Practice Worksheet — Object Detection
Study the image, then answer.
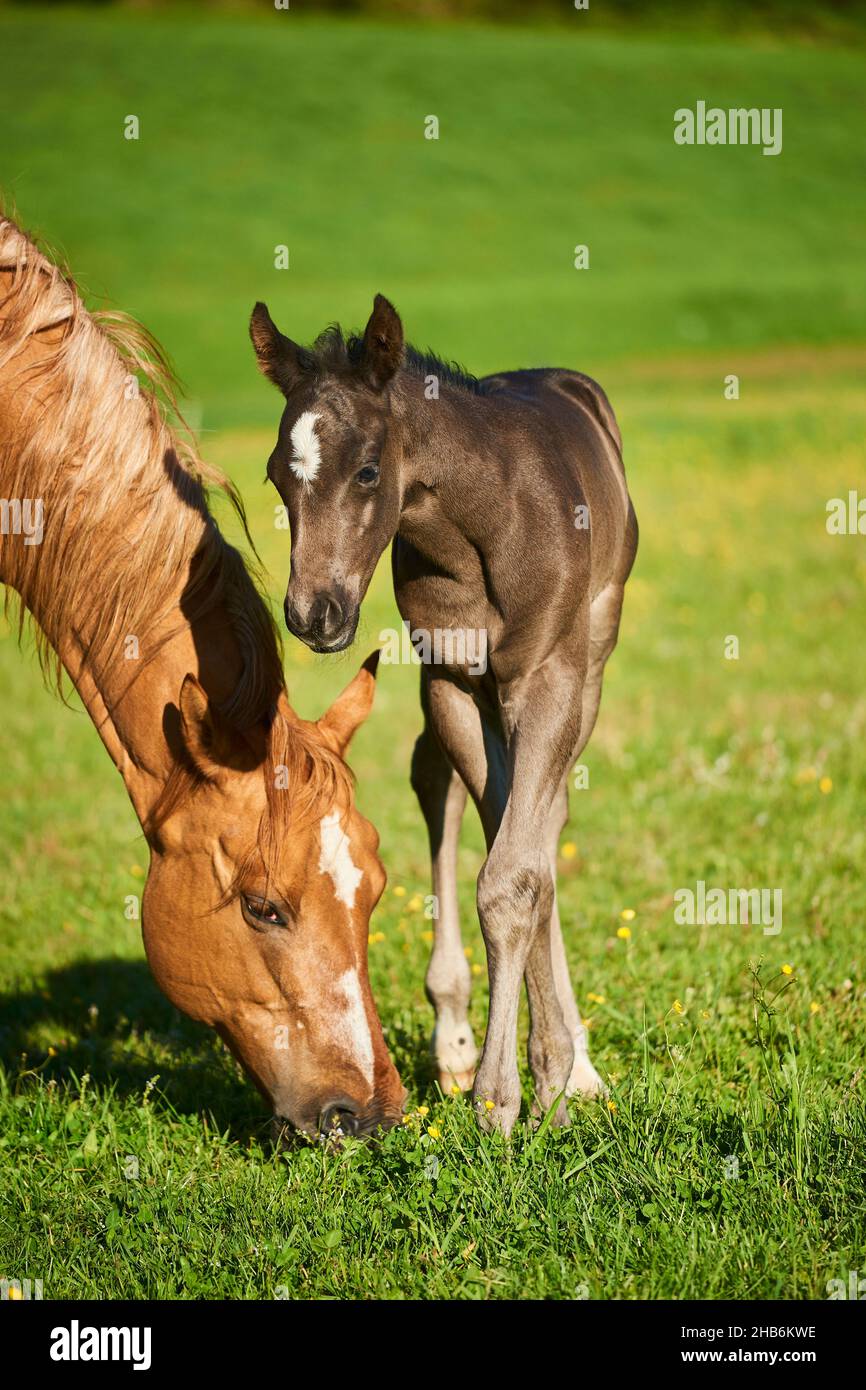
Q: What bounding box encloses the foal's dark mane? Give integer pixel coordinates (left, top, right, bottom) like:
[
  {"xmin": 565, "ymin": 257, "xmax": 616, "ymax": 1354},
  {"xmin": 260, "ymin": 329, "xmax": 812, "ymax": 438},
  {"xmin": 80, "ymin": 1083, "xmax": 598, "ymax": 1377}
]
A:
[
  {"xmin": 308, "ymin": 323, "xmax": 491, "ymax": 396},
  {"xmin": 404, "ymin": 344, "xmax": 490, "ymax": 396}
]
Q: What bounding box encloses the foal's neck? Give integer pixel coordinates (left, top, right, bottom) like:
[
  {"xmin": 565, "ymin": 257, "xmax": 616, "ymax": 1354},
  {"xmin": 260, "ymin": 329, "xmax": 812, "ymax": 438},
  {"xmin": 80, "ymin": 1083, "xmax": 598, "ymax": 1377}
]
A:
[{"xmin": 391, "ymin": 372, "xmax": 493, "ymax": 555}]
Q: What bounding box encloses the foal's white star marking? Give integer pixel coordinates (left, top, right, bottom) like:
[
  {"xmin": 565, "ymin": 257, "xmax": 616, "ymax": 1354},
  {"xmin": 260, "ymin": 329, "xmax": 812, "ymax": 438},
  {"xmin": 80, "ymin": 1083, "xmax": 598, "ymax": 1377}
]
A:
[
  {"xmin": 319, "ymin": 810, "xmax": 363, "ymax": 910},
  {"xmin": 289, "ymin": 410, "xmax": 321, "ymax": 484}
]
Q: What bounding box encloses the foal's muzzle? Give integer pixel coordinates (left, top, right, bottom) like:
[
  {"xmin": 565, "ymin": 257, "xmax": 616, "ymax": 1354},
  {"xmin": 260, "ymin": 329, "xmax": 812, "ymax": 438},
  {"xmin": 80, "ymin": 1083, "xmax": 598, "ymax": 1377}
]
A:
[{"xmin": 284, "ymin": 589, "xmax": 358, "ymax": 653}]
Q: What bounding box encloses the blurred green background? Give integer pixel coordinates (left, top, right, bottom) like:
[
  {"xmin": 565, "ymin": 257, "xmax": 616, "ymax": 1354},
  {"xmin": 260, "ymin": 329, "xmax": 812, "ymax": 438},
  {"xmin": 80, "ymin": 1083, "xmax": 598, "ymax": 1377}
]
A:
[
  {"xmin": 1, "ymin": 3, "xmax": 864, "ymax": 431},
  {"xmin": 1, "ymin": 3, "xmax": 864, "ymax": 1300}
]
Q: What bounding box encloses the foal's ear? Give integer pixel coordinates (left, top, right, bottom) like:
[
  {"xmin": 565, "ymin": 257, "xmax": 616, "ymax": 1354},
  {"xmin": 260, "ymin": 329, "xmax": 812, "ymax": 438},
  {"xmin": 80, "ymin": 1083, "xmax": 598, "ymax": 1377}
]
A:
[
  {"xmin": 249, "ymin": 302, "xmax": 306, "ymax": 395},
  {"xmin": 178, "ymin": 674, "xmax": 261, "ymax": 779},
  {"xmin": 360, "ymin": 294, "xmax": 404, "ymax": 391},
  {"xmin": 316, "ymin": 652, "xmax": 379, "ymax": 758}
]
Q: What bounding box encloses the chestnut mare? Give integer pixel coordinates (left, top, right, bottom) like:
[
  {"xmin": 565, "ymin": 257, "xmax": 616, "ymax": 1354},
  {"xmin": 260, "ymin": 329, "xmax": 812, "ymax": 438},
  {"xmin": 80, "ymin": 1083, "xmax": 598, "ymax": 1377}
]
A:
[
  {"xmin": 251, "ymin": 295, "xmax": 638, "ymax": 1136},
  {"xmin": 0, "ymin": 217, "xmax": 405, "ymax": 1141}
]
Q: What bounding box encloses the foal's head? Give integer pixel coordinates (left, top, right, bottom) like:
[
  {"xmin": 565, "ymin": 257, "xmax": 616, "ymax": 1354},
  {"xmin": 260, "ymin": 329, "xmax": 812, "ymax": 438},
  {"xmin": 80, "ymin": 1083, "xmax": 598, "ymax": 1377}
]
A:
[
  {"xmin": 250, "ymin": 296, "xmax": 406, "ymax": 653},
  {"xmin": 144, "ymin": 658, "xmax": 405, "ymax": 1141}
]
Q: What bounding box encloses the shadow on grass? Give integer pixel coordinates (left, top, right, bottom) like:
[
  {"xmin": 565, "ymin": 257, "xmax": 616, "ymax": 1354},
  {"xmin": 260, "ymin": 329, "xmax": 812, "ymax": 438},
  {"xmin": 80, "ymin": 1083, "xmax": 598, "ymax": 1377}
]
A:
[
  {"xmin": 0, "ymin": 958, "xmax": 442, "ymax": 1141},
  {"xmin": 0, "ymin": 958, "xmax": 268, "ymax": 1144}
]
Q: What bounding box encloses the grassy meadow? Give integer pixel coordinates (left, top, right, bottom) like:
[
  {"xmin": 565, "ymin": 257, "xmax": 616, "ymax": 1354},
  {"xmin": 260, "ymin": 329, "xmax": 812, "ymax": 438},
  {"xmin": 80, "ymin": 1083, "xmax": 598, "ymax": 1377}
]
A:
[{"xmin": 0, "ymin": 7, "xmax": 864, "ymax": 1300}]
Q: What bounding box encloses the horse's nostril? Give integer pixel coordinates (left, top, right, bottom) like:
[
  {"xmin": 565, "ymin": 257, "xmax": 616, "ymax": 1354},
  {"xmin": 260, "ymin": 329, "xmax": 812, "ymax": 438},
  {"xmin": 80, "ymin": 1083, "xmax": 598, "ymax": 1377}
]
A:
[
  {"xmin": 320, "ymin": 1102, "xmax": 359, "ymax": 1137},
  {"xmin": 310, "ymin": 595, "xmax": 343, "ymax": 640}
]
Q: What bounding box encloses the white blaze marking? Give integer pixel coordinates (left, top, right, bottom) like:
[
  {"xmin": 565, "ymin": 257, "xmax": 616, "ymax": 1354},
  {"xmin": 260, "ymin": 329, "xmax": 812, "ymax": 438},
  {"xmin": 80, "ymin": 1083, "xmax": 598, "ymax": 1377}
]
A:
[
  {"xmin": 334, "ymin": 968, "xmax": 374, "ymax": 1085},
  {"xmin": 289, "ymin": 410, "xmax": 321, "ymax": 483},
  {"xmin": 319, "ymin": 810, "xmax": 363, "ymax": 909}
]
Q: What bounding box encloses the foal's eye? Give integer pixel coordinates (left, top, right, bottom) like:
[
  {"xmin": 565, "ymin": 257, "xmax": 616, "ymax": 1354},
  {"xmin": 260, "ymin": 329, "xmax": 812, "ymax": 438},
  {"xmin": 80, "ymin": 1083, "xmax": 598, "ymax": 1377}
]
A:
[
  {"xmin": 355, "ymin": 462, "xmax": 380, "ymax": 488},
  {"xmin": 241, "ymin": 895, "xmax": 288, "ymax": 929}
]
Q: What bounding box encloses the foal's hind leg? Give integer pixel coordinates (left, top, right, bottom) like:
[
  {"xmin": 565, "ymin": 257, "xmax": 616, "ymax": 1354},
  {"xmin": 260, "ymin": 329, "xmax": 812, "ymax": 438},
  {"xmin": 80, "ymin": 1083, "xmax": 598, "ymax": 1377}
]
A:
[
  {"xmin": 545, "ymin": 780, "xmax": 605, "ymax": 1098},
  {"xmin": 546, "ymin": 579, "xmax": 628, "ymax": 1097},
  {"xmin": 410, "ymin": 723, "xmax": 478, "ymax": 1091}
]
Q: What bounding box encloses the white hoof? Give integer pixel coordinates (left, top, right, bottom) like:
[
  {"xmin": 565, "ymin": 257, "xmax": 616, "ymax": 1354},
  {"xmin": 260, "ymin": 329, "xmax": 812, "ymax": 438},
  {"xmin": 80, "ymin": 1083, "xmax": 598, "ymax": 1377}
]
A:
[
  {"xmin": 439, "ymin": 1066, "xmax": 475, "ymax": 1093},
  {"xmin": 432, "ymin": 1019, "xmax": 478, "ymax": 1094},
  {"xmin": 566, "ymin": 1053, "xmax": 607, "ymax": 1099}
]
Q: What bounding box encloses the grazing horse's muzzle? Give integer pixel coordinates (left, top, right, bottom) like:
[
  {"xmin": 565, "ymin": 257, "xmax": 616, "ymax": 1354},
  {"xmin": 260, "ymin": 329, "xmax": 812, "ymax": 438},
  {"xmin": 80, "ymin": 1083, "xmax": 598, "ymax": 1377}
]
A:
[
  {"xmin": 271, "ymin": 1097, "xmax": 403, "ymax": 1147},
  {"xmin": 320, "ymin": 1100, "xmax": 361, "ymax": 1137},
  {"xmin": 284, "ymin": 589, "xmax": 358, "ymax": 653}
]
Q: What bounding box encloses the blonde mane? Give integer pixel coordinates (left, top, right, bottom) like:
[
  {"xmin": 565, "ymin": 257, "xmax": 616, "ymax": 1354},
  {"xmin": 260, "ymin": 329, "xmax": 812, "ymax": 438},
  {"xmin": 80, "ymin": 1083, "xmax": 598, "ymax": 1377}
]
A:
[{"xmin": 0, "ymin": 212, "xmax": 352, "ymax": 838}]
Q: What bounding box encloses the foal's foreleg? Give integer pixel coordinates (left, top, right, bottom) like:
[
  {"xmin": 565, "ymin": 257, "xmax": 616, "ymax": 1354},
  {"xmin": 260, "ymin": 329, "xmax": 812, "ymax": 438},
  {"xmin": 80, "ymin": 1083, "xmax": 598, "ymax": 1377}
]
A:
[
  {"xmin": 410, "ymin": 725, "xmax": 478, "ymax": 1091},
  {"xmin": 422, "ymin": 676, "xmax": 524, "ymax": 1127},
  {"xmin": 475, "ymin": 796, "xmax": 574, "ymax": 1134},
  {"xmin": 473, "ymin": 671, "xmax": 583, "ymax": 1135}
]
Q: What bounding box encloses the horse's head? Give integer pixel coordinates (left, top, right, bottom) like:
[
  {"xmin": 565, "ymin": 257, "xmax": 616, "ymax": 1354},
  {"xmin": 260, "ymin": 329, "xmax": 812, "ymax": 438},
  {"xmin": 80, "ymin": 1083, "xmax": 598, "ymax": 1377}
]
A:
[
  {"xmin": 249, "ymin": 296, "xmax": 404, "ymax": 653},
  {"xmin": 142, "ymin": 657, "xmax": 405, "ymax": 1140}
]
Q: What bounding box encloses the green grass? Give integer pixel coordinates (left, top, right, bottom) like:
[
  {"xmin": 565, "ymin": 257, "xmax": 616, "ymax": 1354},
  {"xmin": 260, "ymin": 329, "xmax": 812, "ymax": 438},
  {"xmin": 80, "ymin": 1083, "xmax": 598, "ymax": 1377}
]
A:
[{"xmin": 1, "ymin": 10, "xmax": 865, "ymax": 1300}]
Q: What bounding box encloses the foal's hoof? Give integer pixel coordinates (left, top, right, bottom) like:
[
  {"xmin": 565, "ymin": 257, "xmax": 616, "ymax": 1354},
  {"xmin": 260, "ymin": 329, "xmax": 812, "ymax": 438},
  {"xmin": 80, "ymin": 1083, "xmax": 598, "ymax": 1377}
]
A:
[
  {"xmin": 431, "ymin": 1021, "xmax": 478, "ymax": 1096},
  {"xmin": 472, "ymin": 1089, "xmax": 520, "ymax": 1137},
  {"xmin": 566, "ymin": 1056, "xmax": 608, "ymax": 1100},
  {"xmin": 530, "ymin": 1093, "xmax": 571, "ymax": 1128},
  {"xmin": 439, "ymin": 1066, "xmax": 475, "ymax": 1094}
]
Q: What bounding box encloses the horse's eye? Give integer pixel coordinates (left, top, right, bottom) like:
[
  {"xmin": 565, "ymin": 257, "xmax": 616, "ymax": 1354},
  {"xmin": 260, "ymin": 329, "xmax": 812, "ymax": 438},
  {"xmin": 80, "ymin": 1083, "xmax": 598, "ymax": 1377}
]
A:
[
  {"xmin": 355, "ymin": 462, "xmax": 380, "ymax": 487},
  {"xmin": 241, "ymin": 895, "xmax": 288, "ymax": 929}
]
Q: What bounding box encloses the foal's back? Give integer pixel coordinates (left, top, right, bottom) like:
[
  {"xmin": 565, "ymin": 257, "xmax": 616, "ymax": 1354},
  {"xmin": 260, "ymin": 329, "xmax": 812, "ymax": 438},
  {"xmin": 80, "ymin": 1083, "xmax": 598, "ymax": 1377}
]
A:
[{"xmin": 478, "ymin": 366, "xmax": 635, "ymax": 601}]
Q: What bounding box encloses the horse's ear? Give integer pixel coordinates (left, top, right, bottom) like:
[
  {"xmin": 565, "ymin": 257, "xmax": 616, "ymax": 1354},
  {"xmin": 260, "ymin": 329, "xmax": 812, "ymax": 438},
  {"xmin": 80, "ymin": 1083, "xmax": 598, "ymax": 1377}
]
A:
[
  {"xmin": 316, "ymin": 652, "xmax": 379, "ymax": 757},
  {"xmin": 178, "ymin": 674, "xmax": 261, "ymax": 779},
  {"xmin": 360, "ymin": 294, "xmax": 404, "ymax": 391},
  {"xmin": 249, "ymin": 302, "xmax": 306, "ymax": 395}
]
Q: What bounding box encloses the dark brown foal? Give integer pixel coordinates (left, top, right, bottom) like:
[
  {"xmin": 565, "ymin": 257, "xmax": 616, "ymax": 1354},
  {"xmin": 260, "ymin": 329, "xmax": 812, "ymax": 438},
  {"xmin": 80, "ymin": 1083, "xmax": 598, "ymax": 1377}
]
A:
[{"xmin": 250, "ymin": 295, "xmax": 638, "ymax": 1134}]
